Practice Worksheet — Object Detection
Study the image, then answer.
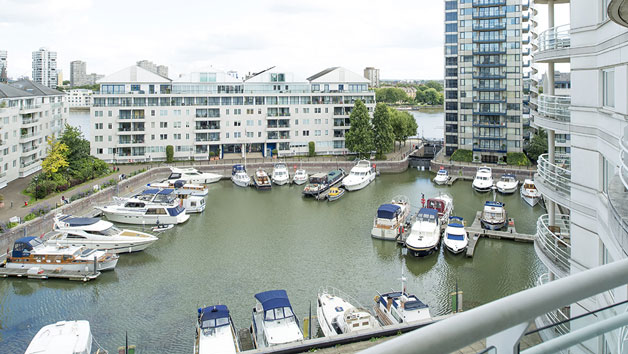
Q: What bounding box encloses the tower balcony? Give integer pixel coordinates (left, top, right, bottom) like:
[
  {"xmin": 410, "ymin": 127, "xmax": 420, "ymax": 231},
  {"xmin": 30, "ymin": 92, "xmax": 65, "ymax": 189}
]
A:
[
  {"xmin": 535, "ymin": 153, "xmax": 571, "ymax": 206},
  {"xmin": 535, "ymin": 214, "xmax": 571, "ymax": 279},
  {"xmin": 533, "ymin": 94, "xmax": 571, "ymax": 132},
  {"xmin": 535, "ymin": 25, "xmax": 571, "ymax": 63}
]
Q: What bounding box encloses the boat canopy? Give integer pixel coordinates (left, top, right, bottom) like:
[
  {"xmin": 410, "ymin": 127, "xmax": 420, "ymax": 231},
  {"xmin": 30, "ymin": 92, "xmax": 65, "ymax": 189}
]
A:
[
  {"xmin": 141, "ymin": 188, "xmax": 160, "ymax": 195},
  {"xmin": 157, "ymin": 189, "xmax": 174, "ymax": 195},
  {"xmin": 199, "ymin": 305, "xmax": 230, "ymax": 329},
  {"xmin": 417, "ymin": 208, "xmax": 439, "ymax": 221},
  {"xmin": 485, "ymin": 201, "xmax": 504, "ymax": 208},
  {"xmin": 502, "ymin": 174, "xmax": 516, "ymax": 179},
  {"xmin": 448, "ymin": 216, "xmax": 464, "ymax": 228},
  {"xmin": 62, "ymin": 217, "xmax": 100, "ymax": 227},
  {"xmin": 12, "ymin": 237, "xmax": 42, "ymax": 257},
  {"xmin": 437, "ymin": 169, "xmax": 448, "ymax": 174},
  {"xmin": 173, "ymin": 180, "xmax": 186, "ymax": 188},
  {"xmin": 447, "ymin": 233, "xmax": 465, "ymax": 241},
  {"xmin": 404, "ymin": 299, "xmax": 429, "ymax": 310},
  {"xmin": 167, "ymin": 205, "xmax": 185, "ymax": 216},
  {"xmin": 426, "ymin": 199, "xmax": 445, "ymax": 213},
  {"xmin": 377, "ymin": 204, "xmax": 401, "ymax": 219},
  {"xmin": 255, "ymin": 290, "xmax": 291, "ymax": 311},
  {"xmin": 232, "ymin": 164, "xmax": 245, "ymax": 174}
]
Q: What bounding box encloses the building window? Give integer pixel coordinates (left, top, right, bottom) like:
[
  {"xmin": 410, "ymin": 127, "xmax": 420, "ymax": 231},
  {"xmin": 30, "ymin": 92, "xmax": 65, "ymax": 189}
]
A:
[{"xmin": 603, "ymin": 68, "xmax": 615, "ymax": 107}]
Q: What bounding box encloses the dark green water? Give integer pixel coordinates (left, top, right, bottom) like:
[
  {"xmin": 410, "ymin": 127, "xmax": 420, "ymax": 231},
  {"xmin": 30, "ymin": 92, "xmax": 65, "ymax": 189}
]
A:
[{"xmin": 0, "ymin": 170, "xmax": 545, "ymax": 353}]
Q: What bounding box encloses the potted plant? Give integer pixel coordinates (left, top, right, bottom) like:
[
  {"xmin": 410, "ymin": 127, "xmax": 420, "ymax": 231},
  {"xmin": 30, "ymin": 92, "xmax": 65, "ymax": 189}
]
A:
[
  {"xmin": 209, "ymin": 151, "xmax": 216, "ymax": 160},
  {"xmin": 272, "ymin": 149, "xmax": 278, "ymax": 158}
]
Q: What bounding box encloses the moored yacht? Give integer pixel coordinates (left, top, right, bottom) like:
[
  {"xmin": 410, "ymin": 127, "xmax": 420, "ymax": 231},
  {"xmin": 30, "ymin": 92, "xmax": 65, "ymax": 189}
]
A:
[
  {"xmin": 472, "ymin": 166, "xmax": 493, "ymax": 193},
  {"xmin": 443, "ymin": 216, "xmax": 468, "ymax": 255},
  {"xmin": 292, "ymin": 169, "xmax": 308, "ymax": 185},
  {"xmin": 271, "ymin": 163, "xmax": 290, "ymax": 185},
  {"xmin": 342, "ymin": 160, "xmax": 376, "ymax": 191},
  {"xmin": 252, "ymin": 168, "xmax": 272, "ymax": 190},
  {"xmin": 520, "ymin": 179, "xmax": 542, "ymax": 207},
  {"xmin": 496, "ymin": 174, "xmax": 519, "ymax": 194},
  {"xmin": 433, "ymin": 168, "xmax": 450, "ymax": 185},
  {"xmin": 4, "ymin": 237, "xmax": 119, "ymax": 272},
  {"xmin": 374, "ymin": 265, "xmax": 431, "ymax": 325},
  {"xmin": 480, "ymin": 201, "xmax": 507, "ymax": 230},
  {"xmin": 231, "ymin": 164, "xmax": 251, "ymax": 188},
  {"xmin": 371, "ymin": 196, "xmax": 411, "ymax": 240},
  {"xmin": 195, "ymin": 305, "xmax": 240, "ymax": 354},
  {"xmin": 166, "ymin": 167, "xmax": 222, "ymax": 184},
  {"xmin": 147, "ymin": 180, "xmax": 208, "ymax": 197},
  {"xmin": 317, "ymin": 287, "xmax": 380, "ymax": 337},
  {"xmin": 50, "ymin": 214, "xmax": 158, "ymax": 253},
  {"xmin": 25, "ymin": 320, "xmax": 92, "ymax": 354},
  {"xmin": 302, "ymin": 169, "xmax": 345, "ymax": 197},
  {"xmin": 426, "ymin": 194, "xmax": 453, "ymax": 224},
  {"xmin": 405, "ymin": 208, "xmax": 441, "ymax": 257},
  {"xmin": 173, "ymin": 190, "xmax": 206, "ymax": 213},
  {"xmin": 251, "ymin": 290, "xmax": 303, "ymax": 349},
  {"xmin": 96, "ymin": 191, "xmax": 189, "ymax": 225}
]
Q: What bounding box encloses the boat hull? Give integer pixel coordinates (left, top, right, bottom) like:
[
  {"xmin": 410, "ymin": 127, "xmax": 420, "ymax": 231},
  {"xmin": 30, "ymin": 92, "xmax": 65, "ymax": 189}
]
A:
[
  {"xmin": 100, "ymin": 211, "xmax": 189, "ymax": 225},
  {"xmin": 406, "ymin": 244, "xmax": 439, "ymax": 257},
  {"xmin": 371, "ymin": 226, "xmax": 402, "ymax": 240},
  {"xmin": 444, "ymin": 241, "xmax": 467, "ymax": 255},
  {"xmin": 433, "ymin": 177, "xmax": 449, "ymax": 185},
  {"xmin": 481, "ymin": 219, "xmax": 506, "ymax": 230},
  {"xmin": 5, "ymin": 257, "xmax": 118, "ymax": 272},
  {"xmin": 272, "ymin": 177, "xmax": 289, "ymax": 186},
  {"xmin": 497, "ymin": 185, "xmax": 518, "ymax": 194},
  {"xmin": 292, "ymin": 178, "xmax": 307, "ymax": 185},
  {"xmin": 522, "ymin": 195, "xmax": 540, "ymax": 207},
  {"xmin": 327, "ymin": 191, "xmax": 344, "ymax": 201},
  {"xmin": 49, "ymin": 239, "xmax": 157, "ymax": 254},
  {"xmin": 232, "ymin": 177, "xmax": 250, "ymax": 188},
  {"xmin": 342, "ymin": 174, "xmax": 375, "ymax": 191},
  {"xmin": 472, "ymin": 183, "xmax": 492, "ymax": 193}
]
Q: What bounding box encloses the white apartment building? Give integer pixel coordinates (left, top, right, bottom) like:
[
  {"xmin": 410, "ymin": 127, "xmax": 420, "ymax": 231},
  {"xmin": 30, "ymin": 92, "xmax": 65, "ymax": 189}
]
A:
[
  {"xmin": 70, "ymin": 60, "xmax": 87, "ymax": 87},
  {"xmin": 364, "ymin": 67, "xmax": 380, "ymax": 87},
  {"xmin": 532, "ymin": 0, "xmax": 628, "ymax": 352},
  {"xmin": 66, "ymin": 89, "xmax": 93, "ymax": 108},
  {"xmin": 90, "ymin": 66, "xmax": 375, "ymax": 162},
  {"xmin": 444, "ymin": 0, "xmax": 533, "ymax": 163},
  {"xmin": 32, "ymin": 48, "xmax": 58, "ymax": 89},
  {"xmin": 0, "ymin": 50, "xmax": 6, "ymax": 72},
  {"xmin": 0, "ymin": 80, "xmax": 67, "ymax": 188}
]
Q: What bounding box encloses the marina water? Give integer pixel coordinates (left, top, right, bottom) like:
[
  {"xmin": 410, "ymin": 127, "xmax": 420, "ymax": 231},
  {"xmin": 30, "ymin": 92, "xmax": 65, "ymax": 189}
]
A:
[{"xmin": 0, "ymin": 169, "xmax": 544, "ymax": 352}]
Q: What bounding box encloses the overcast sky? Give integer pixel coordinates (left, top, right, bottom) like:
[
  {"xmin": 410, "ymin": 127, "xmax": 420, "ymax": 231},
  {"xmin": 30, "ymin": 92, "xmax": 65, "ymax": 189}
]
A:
[{"xmin": 0, "ymin": 0, "xmax": 570, "ymax": 81}]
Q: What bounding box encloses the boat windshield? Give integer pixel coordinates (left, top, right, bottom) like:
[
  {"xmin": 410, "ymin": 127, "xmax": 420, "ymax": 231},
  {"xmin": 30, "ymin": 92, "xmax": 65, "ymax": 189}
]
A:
[
  {"xmin": 418, "ymin": 212, "xmax": 437, "ymax": 222},
  {"xmin": 264, "ymin": 306, "xmax": 294, "ymax": 321},
  {"xmin": 94, "ymin": 226, "xmax": 121, "ymax": 236},
  {"xmin": 201, "ymin": 317, "xmax": 229, "ymax": 329},
  {"xmin": 447, "ymin": 233, "xmax": 465, "ymax": 241},
  {"xmin": 485, "ymin": 212, "xmax": 502, "ymax": 220},
  {"xmin": 80, "ymin": 248, "xmax": 96, "ymax": 257}
]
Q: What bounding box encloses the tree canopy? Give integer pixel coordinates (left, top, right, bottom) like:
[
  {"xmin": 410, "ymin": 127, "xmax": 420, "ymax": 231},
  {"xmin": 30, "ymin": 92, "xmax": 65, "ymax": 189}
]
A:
[
  {"xmin": 372, "ymin": 103, "xmax": 395, "ymax": 158},
  {"xmin": 375, "ymin": 88, "xmax": 409, "ymax": 104},
  {"xmin": 526, "ymin": 128, "xmax": 548, "ymax": 162},
  {"xmin": 345, "ymin": 100, "xmax": 375, "ymax": 159},
  {"xmin": 390, "ymin": 110, "xmax": 418, "ymax": 148},
  {"xmin": 41, "ymin": 138, "xmax": 69, "ymax": 175}
]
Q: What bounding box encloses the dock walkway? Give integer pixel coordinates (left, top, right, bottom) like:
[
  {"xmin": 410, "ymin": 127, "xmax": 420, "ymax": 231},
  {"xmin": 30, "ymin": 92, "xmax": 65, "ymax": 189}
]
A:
[
  {"xmin": 466, "ymin": 211, "xmax": 535, "ymax": 257},
  {"xmin": 0, "ymin": 254, "xmax": 101, "ymax": 281}
]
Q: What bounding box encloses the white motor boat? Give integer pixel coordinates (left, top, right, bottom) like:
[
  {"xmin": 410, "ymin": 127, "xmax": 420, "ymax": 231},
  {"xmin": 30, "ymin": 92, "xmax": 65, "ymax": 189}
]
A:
[
  {"xmin": 443, "ymin": 216, "xmax": 468, "ymax": 254},
  {"xmin": 342, "ymin": 160, "xmax": 376, "ymax": 191},
  {"xmin": 426, "ymin": 194, "xmax": 454, "ymax": 224},
  {"xmin": 317, "ymin": 287, "xmax": 380, "ymax": 337},
  {"xmin": 251, "ymin": 290, "xmax": 303, "ymax": 349},
  {"xmin": 433, "ymin": 168, "xmax": 450, "ymax": 185},
  {"xmin": 231, "ymin": 164, "xmax": 251, "ymax": 188},
  {"xmin": 252, "ymin": 168, "xmax": 272, "ymax": 190},
  {"xmin": 96, "ymin": 190, "xmax": 189, "ymax": 225},
  {"xmin": 405, "ymin": 208, "xmax": 441, "ymax": 257},
  {"xmin": 172, "ymin": 189, "xmax": 206, "ymax": 213},
  {"xmin": 271, "ymin": 163, "xmax": 290, "ymax": 185},
  {"xmin": 147, "ymin": 180, "xmax": 208, "ymax": 197},
  {"xmin": 166, "ymin": 167, "xmax": 222, "ymax": 184},
  {"xmin": 374, "ymin": 265, "xmax": 431, "ymax": 326},
  {"xmin": 496, "ymin": 174, "xmax": 519, "ymax": 194},
  {"xmin": 25, "ymin": 320, "xmax": 92, "ymax": 354},
  {"xmin": 472, "ymin": 166, "xmax": 493, "ymax": 193},
  {"xmin": 520, "ymin": 179, "xmax": 542, "ymax": 207},
  {"xmin": 480, "ymin": 201, "xmax": 508, "ymax": 230},
  {"xmin": 49, "ymin": 214, "xmax": 158, "ymax": 254},
  {"xmin": 292, "ymin": 169, "xmax": 308, "ymax": 185},
  {"xmin": 4, "ymin": 237, "xmax": 119, "ymax": 272},
  {"xmin": 371, "ymin": 196, "xmax": 411, "ymax": 240},
  {"xmin": 195, "ymin": 305, "xmax": 239, "ymax": 354}
]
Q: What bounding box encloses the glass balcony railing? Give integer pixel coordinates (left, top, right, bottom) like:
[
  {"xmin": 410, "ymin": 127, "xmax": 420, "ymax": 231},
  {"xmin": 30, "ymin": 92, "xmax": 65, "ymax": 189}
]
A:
[
  {"xmin": 535, "ymin": 273, "xmax": 571, "ymax": 337},
  {"xmin": 538, "ymin": 25, "xmax": 571, "ymax": 53},
  {"xmin": 536, "ymin": 94, "xmax": 571, "ymax": 123},
  {"xmin": 621, "ymin": 125, "xmax": 628, "ymax": 190},
  {"xmin": 472, "ymin": 0, "xmax": 506, "ymax": 6},
  {"xmin": 537, "ymin": 153, "xmax": 571, "ymax": 199},
  {"xmin": 536, "ymin": 214, "xmax": 571, "ymax": 278}
]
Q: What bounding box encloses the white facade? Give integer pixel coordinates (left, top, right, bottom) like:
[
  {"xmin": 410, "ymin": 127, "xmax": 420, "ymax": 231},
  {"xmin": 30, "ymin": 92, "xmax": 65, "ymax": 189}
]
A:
[
  {"xmin": 90, "ymin": 66, "xmax": 374, "ymax": 162},
  {"xmin": 32, "ymin": 48, "xmax": 58, "ymax": 89},
  {"xmin": 66, "ymin": 89, "xmax": 93, "ymax": 108},
  {"xmin": 0, "ymin": 80, "xmax": 68, "ymax": 189},
  {"xmin": 532, "ymin": 0, "xmax": 628, "ymax": 352}
]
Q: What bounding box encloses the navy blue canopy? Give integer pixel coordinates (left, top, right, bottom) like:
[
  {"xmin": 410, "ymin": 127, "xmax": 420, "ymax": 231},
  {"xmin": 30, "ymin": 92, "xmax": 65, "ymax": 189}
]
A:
[
  {"xmin": 502, "ymin": 174, "xmax": 516, "ymax": 178},
  {"xmin": 255, "ymin": 290, "xmax": 292, "ymax": 311},
  {"xmin": 448, "ymin": 216, "xmax": 464, "ymax": 228},
  {"xmin": 485, "ymin": 201, "xmax": 504, "ymax": 208},
  {"xmin": 12, "ymin": 237, "xmax": 42, "ymax": 258},
  {"xmin": 200, "ymin": 305, "xmax": 230, "ymax": 321},
  {"xmin": 15, "ymin": 236, "xmax": 37, "ymax": 245},
  {"xmin": 157, "ymin": 189, "xmax": 174, "ymax": 195},
  {"xmin": 141, "ymin": 188, "xmax": 159, "ymax": 195},
  {"xmin": 418, "ymin": 208, "xmax": 439, "ymax": 217},
  {"xmin": 173, "ymin": 180, "xmax": 185, "ymax": 189},
  {"xmin": 377, "ymin": 204, "xmax": 401, "ymax": 219},
  {"xmin": 64, "ymin": 217, "xmax": 100, "ymax": 226}
]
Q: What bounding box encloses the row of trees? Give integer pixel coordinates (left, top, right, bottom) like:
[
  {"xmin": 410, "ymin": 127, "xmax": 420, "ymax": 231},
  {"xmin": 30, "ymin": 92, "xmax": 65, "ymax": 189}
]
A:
[
  {"xmin": 375, "ymin": 80, "xmax": 444, "ymax": 106},
  {"xmin": 27, "ymin": 125, "xmax": 111, "ymax": 199},
  {"xmin": 345, "ymin": 101, "xmax": 418, "ymax": 159}
]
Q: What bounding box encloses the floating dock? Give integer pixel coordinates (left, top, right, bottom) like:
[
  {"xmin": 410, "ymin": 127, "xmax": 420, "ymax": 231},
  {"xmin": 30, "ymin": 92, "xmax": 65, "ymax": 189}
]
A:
[
  {"xmin": 0, "ymin": 254, "xmax": 102, "ymax": 281},
  {"xmin": 466, "ymin": 211, "xmax": 534, "ymax": 258},
  {"xmin": 238, "ymin": 328, "xmax": 255, "ymax": 351}
]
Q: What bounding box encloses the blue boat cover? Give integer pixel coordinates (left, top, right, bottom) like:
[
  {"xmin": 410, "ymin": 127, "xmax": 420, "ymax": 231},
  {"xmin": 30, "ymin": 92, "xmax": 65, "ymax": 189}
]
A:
[
  {"xmin": 254, "ymin": 290, "xmax": 292, "ymax": 311},
  {"xmin": 404, "ymin": 299, "xmax": 428, "ymax": 310},
  {"xmin": 418, "ymin": 208, "xmax": 439, "ymax": 217},
  {"xmin": 157, "ymin": 189, "xmax": 174, "ymax": 195},
  {"xmin": 141, "ymin": 188, "xmax": 160, "ymax": 195},
  {"xmin": 64, "ymin": 217, "xmax": 100, "ymax": 226},
  {"xmin": 447, "ymin": 233, "xmax": 465, "ymax": 241},
  {"xmin": 12, "ymin": 237, "xmax": 42, "ymax": 258},
  {"xmin": 167, "ymin": 205, "xmax": 185, "ymax": 216},
  {"xmin": 232, "ymin": 164, "xmax": 245, "ymax": 175},
  {"xmin": 485, "ymin": 201, "xmax": 504, "ymax": 207},
  {"xmin": 502, "ymin": 174, "xmax": 516, "ymax": 178},
  {"xmin": 377, "ymin": 204, "xmax": 401, "ymax": 219},
  {"xmin": 200, "ymin": 305, "xmax": 230, "ymax": 321},
  {"xmin": 173, "ymin": 180, "xmax": 185, "ymax": 188}
]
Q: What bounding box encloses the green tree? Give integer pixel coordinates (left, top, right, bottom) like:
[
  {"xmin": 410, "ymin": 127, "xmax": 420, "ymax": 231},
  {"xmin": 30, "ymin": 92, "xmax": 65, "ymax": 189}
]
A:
[
  {"xmin": 415, "ymin": 89, "xmax": 426, "ymax": 104},
  {"xmin": 390, "ymin": 110, "xmax": 417, "ymax": 148},
  {"xmin": 423, "ymin": 88, "xmax": 440, "ymax": 105},
  {"xmin": 41, "ymin": 137, "xmax": 69, "ymax": 175},
  {"xmin": 526, "ymin": 128, "xmax": 548, "ymax": 162},
  {"xmin": 375, "ymin": 88, "xmax": 408, "ymax": 104},
  {"xmin": 345, "ymin": 100, "xmax": 374, "ymax": 158},
  {"xmin": 404, "ymin": 112, "xmax": 418, "ymax": 140},
  {"xmin": 308, "ymin": 141, "xmax": 315, "ymax": 157},
  {"xmin": 372, "ymin": 103, "xmax": 394, "ymax": 159},
  {"xmin": 166, "ymin": 145, "xmax": 174, "ymax": 163},
  {"xmin": 424, "ymin": 80, "xmax": 443, "ymax": 92},
  {"xmin": 60, "ymin": 124, "xmax": 90, "ymax": 175}
]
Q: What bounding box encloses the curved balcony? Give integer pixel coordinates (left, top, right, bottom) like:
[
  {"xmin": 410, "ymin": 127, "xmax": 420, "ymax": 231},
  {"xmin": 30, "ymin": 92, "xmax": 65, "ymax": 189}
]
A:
[
  {"xmin": 608, "ymin": 0, "xmax": 628, "ymax": 28},
  {"xmin": 534, "ymin": 274, "xmax": 571, "ymax": 342},
  {"xmin": 535, "ymin": 25, "xmax": 571, "ymax": 63},
  {"xmin": 607, "ymin": 126, "xmax": 628, "ymax": 254},
  {"xmin": 536, "ymin": 153, "xmax": 571, "ymax": 206},
  {"xmin": 621, "ymin": 125, "xmax": 628, "ymax": 190},
  {"xmin": 535, "ymin": 214, "xmax": 571, "ymax": 279},
  {"xmin": 533, "ymin": 94, "xmax": 571, "ymax": 132}
]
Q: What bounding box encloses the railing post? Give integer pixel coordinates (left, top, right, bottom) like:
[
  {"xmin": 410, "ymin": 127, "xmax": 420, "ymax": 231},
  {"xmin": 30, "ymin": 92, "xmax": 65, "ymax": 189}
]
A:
[{"xmin": 486, "ymin": 322, "xmax": 531, "ymax": 354}]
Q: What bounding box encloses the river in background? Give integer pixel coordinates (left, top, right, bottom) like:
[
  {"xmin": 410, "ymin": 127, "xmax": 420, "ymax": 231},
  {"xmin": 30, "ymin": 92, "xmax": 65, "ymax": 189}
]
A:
[
  {"xmin": 68, "ymin": 110, "xmax": 91, "ymax": 140},
  {"xmin": 0, "ymin": 169, "xmax": 544, "ymax": 353}
]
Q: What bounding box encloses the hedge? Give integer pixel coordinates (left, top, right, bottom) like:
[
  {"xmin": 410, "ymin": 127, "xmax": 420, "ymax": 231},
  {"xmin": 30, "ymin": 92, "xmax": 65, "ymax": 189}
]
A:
[{"xmin": 450, "ymin": 149, "xmax": 473, "ymax": 163}]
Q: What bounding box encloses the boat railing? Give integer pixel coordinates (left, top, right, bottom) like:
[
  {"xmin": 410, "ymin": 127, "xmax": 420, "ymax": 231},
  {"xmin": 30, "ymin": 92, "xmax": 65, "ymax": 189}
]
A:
[{"xmin": 318, "ymin": 286, "xmax": 370, "ymax": 315}]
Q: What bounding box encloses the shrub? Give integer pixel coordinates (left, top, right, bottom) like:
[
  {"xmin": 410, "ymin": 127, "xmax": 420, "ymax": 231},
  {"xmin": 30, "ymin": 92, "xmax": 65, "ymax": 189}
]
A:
[
  {"xmin": 506, "ymin": 152, "xmax": 531, "ymax": 166},
  {"xmin": 6, "ymin": 221, "xmax": 18, "ymax": 228},
  {"xmin": 24, "ymin": 213, "xmax": 36, "ymax": 221},
  {"xmin": 166, "ymin": 145, "xmax": 174, "ymax": 163},
  {"xmin": 209, "ymin": 151, "xmax": 216, "ymax": 157},
  {"xmin": 450, "ymin": 149, "xmax": 473, "ymax": 163},
  {"xmin": 308, "ymin": 141, "xmax": 315, "ymax": 157},
  {"xmin": 272, "ymin": 149, "xmax": 278, "ymax": 156}
]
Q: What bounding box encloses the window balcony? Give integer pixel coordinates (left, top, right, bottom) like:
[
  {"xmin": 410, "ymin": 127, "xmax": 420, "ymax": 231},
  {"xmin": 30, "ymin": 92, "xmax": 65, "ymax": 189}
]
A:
[
  {"xmin": 534, "ymin": 94, "xmax": 570, "ymax": 131},
  {"xmin": 473, "ymin": 86, "xmax": 507, "ymax": 91},
  {"xmin": 534, "ymin": 273, "xmax": 571, "ymax": 340},
  {"xmin": 22, "ymin": 117, "xmax": 40, "ymax": 125},
  {"xmin": 472, "ymin": 10, "xmax": 506, "ymax": 19},
  {"xmin": 472, "ymin": 73, "xmax": 506, "ymax": 79},
  {"xmin": 20, "ymin": 131, "xmax": 41, "ymax": 142},
  {"xmin": 19, "ymin": 105, "xmax": 41, "ymax": 113},
  {"xmin": 536, "ymin": 153, "xmax": 571, "ymax": 205},
  {"xmin": 22, "ymin": 145, "xmax": 38, "ymax": 153},
  {"xmin": 473, "ymin": 23, "xmax": 506, "ymax": 31},
  {"xmin": 472, "ymin": 49, "xmax": 507, "ymax": 55},
  {"xmin": 472, "ymin": 0, "xmax": 506, "ymax": 6},
  {"xmin": 472, "ymin": 37, "xmax": 506, "ymax": 43},
  {"xmin": 20, "ymin": 159, "xmax": 39, "ymax": 168},
  {"xmin": 536, "ymin": 25, "xmax": 571, "ymax": 62},
  {"xmin": 535, "ymin": 214, "xmax": 571, "ymax": 279},
  {"xmin": 473, "ymin": 61, "xmax": 507, "ymax": 67}
]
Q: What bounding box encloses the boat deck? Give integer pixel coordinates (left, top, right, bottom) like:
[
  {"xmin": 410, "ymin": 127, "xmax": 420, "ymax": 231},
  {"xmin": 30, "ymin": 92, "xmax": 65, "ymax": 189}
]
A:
[
  {"xmin": 313, "ymin": 178, "xmax": 345, "ymax": 201},
  {"xmin": 466, "ymin": 211, "xmax": 535, "ymax": 258}
]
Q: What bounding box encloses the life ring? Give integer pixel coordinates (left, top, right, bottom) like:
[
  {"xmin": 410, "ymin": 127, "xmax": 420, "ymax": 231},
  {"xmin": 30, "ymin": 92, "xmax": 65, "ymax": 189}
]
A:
[{"xmin": 374, "ymin": 295, "xmax": 380, "ymax": 303}]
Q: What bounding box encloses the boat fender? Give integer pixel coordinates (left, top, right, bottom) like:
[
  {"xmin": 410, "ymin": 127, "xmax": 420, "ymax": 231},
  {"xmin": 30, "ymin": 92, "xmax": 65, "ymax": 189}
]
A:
[{"xmin": 374, "ymin": 295, "xmax": 380, "ymax": 303}]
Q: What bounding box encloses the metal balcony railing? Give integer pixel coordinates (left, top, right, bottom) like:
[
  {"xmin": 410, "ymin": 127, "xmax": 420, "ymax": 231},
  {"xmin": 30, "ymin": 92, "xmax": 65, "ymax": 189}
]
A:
[
  {"xmin": 537, "ymin": 25, "xmax": 571, "ymax": 52},
  {"xmin": 536, "ymin": 94, "xmax": 571, "ymax": 122},
  {"xmin": 536, "ymin": 273, "xmax": 571, "ymax": 337},
  {"xmin": 537, "ymin": 153, "xmax": 571, "ymax": 198},
  {"xmin": 620, "ymin": 125, "xmax": 628, "ymax": 190},
  {"xmin": 536, "ymin": 214, "xmax": 571, "ymax": 278}
]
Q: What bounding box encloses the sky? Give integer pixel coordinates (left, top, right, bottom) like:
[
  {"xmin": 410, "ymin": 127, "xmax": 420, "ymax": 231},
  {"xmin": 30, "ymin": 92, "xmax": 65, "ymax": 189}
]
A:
[{"xmin": 0, "ymin": 0, "xmax": 570, "ymax": 81}]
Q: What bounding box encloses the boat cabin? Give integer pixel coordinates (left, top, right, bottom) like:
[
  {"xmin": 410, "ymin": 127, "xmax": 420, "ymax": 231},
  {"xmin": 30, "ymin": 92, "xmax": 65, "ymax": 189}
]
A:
[
  {"xmin": 254, "ymin": 290, "xmax": 297, "ymax": 323},
  {"xmin": 377, "ymin": 204, "xmax": 402, "ymax": 220},
  {"xmin": 501, "ymin": 174, "xmax": 516, "ymax": 182},
  {"xmin": 483, "ymin": 201, "xmax": 505, "ymax": 219},
  {"xmin": 136, "ymin": 189, "xmax": 178, "ymax": 204},
  {"xmin": 198, "ymin": 305, "xmax": 230, "ymax": 335},
  {"xmin": 523, "ymin": 181, "xmax": 537, "ymax": 190},
  {"xmin": 426, "ymin": 198, "xmax": 446, "ymax": 215},
  {"xmin": 309, "ymin": 173, "xmax": 328, "ymax": 185},
  {"xmin": 232, "ymin": 164, "xmax": 246, "ymax": 175},
  {"xmin": 378, "ymin": 292, "xmax": 430, "ymax": 323},
  {"xmin": 11, "ymin": 237, "xmax": 42, "ymax": 258},
  {"xmin": 417, "ymin": 208, "xmax": 439, "ymax": 224}
]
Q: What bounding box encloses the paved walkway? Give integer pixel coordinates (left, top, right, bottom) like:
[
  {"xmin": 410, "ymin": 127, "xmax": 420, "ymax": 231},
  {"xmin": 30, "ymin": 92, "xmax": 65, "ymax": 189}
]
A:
[{"xmin": 0, "ymin": 165, "xmax": 142, "ymax": 222}]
